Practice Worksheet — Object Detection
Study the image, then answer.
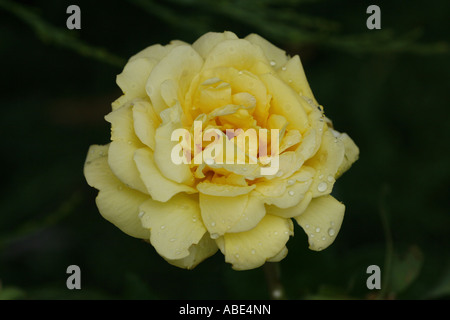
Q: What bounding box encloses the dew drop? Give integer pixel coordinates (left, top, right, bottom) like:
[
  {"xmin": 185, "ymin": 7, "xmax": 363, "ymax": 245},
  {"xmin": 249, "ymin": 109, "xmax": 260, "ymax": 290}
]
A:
[
  {"xmin": 327, "ymin": 175, "xmax": 334, "ymax": 182},
  {"xmin": 175, "ymin": 250, "xmax": 181, "ymax": 255},
  {"xmin": 210, "ymin": 233, "xmax": 219, "ymax": 239},
  {"xmin": 211, "ymin": 222, "xmax": 216, "ymax": 227},
  {"xmin": 281, "ymin": 66, "xmax": 287, "ymax": 71},
  {"xmin": 274, "ymin": 231, "xmax": 279, "ymax": 235},
  {"xmin": 270, "ymin": 60, "xmax": 276, "ymax": 66},
  {"xmin": 288, "ymin": 79, "xmax": 293, "ymax": 83},
  {"xmin": 127, "ymin": 141, "xmax": 132, "ymax": 145},
  {"xmin": 138, "ymin": 211, "xmax": 145, "ymax": 218},
  {"xmin": 288, "ymin": 190, "xmax": 295, "ymax": 196},
  {"xmin": 317, "ymin": 182, "xmax": 328, "ymax": 192},
  {"xmin": 319, "ymin": 174, "xmax": 324, "ymax": 179},
  {"xmin": 238, "ymin": 70, "xmax": 243, "ymax": 75},
  {"xmin": 315, "ymin": 227, "xmax": 321, "ymax": 233},
  {"xmin": 321, "ymin": 236, "xmax": 326, "ymax": 241},
  {"xmin": 305, "ymin": 224, "xmax": 310, "ymax": 229},
  {"xmin": 235, "ymin": 254, "xmax": 240, "ymax": 259},
  {"xmin": 276, "ymin": 170, "xmax": 284, "ymax": 177},
  {"xmin": 328, "ymin": 228, "xmax": 335, "ymax": 237},
  {"xmin": 160, "ymin": 225, "xmax": 166, "ymax": 230},
  {"xmin": 287, "ymin": 179, "xmax": 295, "ymax": 185},
  {"xmin": 309, "ymin": 234, "xmax": 314, "ymax": 238},
  {"xmin": 251, "ymin": 249, "xmax": 256, "ymax": 255}
]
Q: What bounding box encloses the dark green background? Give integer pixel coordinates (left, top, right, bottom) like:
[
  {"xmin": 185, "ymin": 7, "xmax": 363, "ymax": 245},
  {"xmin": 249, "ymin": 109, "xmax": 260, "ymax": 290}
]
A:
[{"xmin": 1, "ymin": 0, "xmax": 449, "ymax": 300}]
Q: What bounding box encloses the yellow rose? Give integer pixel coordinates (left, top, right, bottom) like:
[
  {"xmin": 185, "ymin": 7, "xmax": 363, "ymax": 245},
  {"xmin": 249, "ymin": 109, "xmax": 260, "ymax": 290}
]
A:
[{"xmin": 84, "ymin": 31, "xmax": 359, "ymax": 270}]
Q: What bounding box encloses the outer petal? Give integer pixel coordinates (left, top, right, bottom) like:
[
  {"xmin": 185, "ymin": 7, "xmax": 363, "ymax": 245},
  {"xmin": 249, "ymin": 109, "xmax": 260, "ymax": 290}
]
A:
[
  {"xmin": 192, "ymin": 31, "xmax": 239, "ymax": 59},
  {"xmin": 260, "ymin": 73, "xmax": 309, "ymax": 132},
  {"xmin": 84, "ymin": 144, "xmax": 150, "ymax": 239},
  {"xmin": 278, "ymin": 55, "xmax": 318, "ymax": 105},
  {"xmin": 306, "ymin": 128, "xmax": 345, "ymax": 197},
  {"xmin": 202, "ymin": 39, "xmax": 272, "ymax": 76},
  {"xmin": 218, "ymin": 215, "xmax": 293, "ymax": 270},
  {"xmin": 266, "ymin": 191, "xmax": 313, "ymax": 218},
  {"xmin": 245, "ymin": 33, "xmax": 288, "ymax": 70},
  {"xmin": 165, "ymin": 233, "xmax": 218, "ymax": 269},
  {"xmin": 199, "ymin": 192, "xmax": 265, "ymax": 238},
  {"xmin": 134, "ymin": 148, "xmax": 197, "ymax": 202},
  {"xmin": 294, "ymin": 195, "xmax": 345, "ymax": 251},
  {"xmin": 105, "ymin": 104, "xmax": 148, "ymax": 194},
  {"xmin": 146, "ymin": 45, "xmax": 204, "ymax": 114},
  {"xmin": 196, "ymin": 181, "xmax": 255, "ymax": 197},
  {"xmin": 139, "ymin": 194, "xmax": 206, "ymax": 260},
  {"xmin": 132, "ymin": 99, "xmax": 160, "ymax": 150},
  {"xmin": 334, "ymin": 131, "xmax": 360, "ymax": 178},
  {"xmin": 154, "ymin": 103, "xmax": 195, "ymax": 185}
]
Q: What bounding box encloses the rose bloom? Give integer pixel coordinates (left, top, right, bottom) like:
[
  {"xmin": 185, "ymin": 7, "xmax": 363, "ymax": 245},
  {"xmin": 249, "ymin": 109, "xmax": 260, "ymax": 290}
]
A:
[{"xmin": 84, "ymin": 31, "xmax": 359, "ymax": 270}]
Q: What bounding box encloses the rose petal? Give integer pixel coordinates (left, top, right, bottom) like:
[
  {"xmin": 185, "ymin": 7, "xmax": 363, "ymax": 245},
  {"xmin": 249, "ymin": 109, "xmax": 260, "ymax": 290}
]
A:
[
  {"xmin": 218, "ymin": 215, "xmax": 293, "ymax": 270},
  {"xmin": 306, "ymin": 129, "xmax": 345, "ymax": 197},
  {"xmin": 146, "ymin": 45, "xmax": 204, "ymax": 114},
  {"xmin": 132, "ymin": 99, "xmax": 160, "ymax": 150},
  {"xmin": 139, "ymin": 194, "xmax": 206, "ymax": 260},
  {"xmin": 260, "ymin": 73, "xmax": 309, "ymax": 132},
  {"xmin": 134, "ymin": 147, "xmax": 197, "ymax": 202},
  {"xmin": 105, "ymin": 104, "xmax": 148, "ymax": 194},
  {"xmin": 165, "ymin": 233, "xmax": 218, "ymax": 269},
  {"xmin": 245, "ymin": 33, "xmax": 288, "ymax": 70},
  {"xmin": 196, "ymin": 180, "xmax": 255, "ymax": 197},
  {"xmin": 335, "ymin": 132, "xmax": 360, "ymax": 178},
  {"xmin": 294, "ymin": 195, "xmax": 345, "ymax": 251},
  {"xmin": 84, "ymin": 144, "xmax": 150, "ymax": 239},
  {"xmin": 154, "ymin": 103, "xmax": 195, "ymax": 185},
  {"xmin": 199, "ymin": 192, "xmax": 265, "ymax": 238},
  {"xmin": 192, "ymin": 31, "xmax": 239, "ymax": 58},
  {"xmin": 265, "ymin": 191, "xmax": 313, "ymax": 218},
  {"xmin": 278, "ymin": 55, "xmax": 318, "ymax": 105}
]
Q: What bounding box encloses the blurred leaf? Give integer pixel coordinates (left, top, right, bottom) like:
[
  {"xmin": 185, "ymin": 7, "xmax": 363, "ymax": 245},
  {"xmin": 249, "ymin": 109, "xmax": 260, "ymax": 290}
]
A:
[
  {"xmin": 389, "ymin": 246, "xmax": 423, "ymax": 296},
  {"xmin": 0, "ymin": 285, "xmax": 26, "ymax": 300}
]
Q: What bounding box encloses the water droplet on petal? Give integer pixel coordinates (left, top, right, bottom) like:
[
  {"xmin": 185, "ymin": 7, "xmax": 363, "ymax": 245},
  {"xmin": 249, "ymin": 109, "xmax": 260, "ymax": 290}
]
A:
[
  {"xmin": 321, "ymin": 236, "xmax": 326, "ymax": 241},
  {"xmin": 138, "ymin": 211, "xmax": 145, "ymax": 218},
  {"xmin": 210, "ymin": 233, "xmax": 219, "ymax": 239},
  {"xmin": 127, "ymin": 141, "xmax": 132, "ymax": 145},
  {"xmin": 160, "ymin": 225, "xmax": 165, "ymax": 230},
  {"xmin": 235, "ymin": 254, "xmax": 240, "ymax": 259},
  {"xmin": 281, "ymin": 66, "xmax": 287, "ymax": 71},
  {"xmin": 270, "ymin": 60, "xmax": 276, "ymax": 66},
  {"xmin": 327, "ymin": 175, "xmax": 334, "ymax": 182},
  {"xmin": 328, "ymin": 228, "xmax": 335, "ymax": 236},
  {"xmin": 251, "ymin": 249, "xmax": 256, "ymax": 255},
  {"xmin": 317, "ymin": 182, "xmax": 328, "ymax": 192},
  {"xmin": 288, "ymin": 190, "xmax": 295, "ymax": 196},
  {"xmin": 305, "ymin": 224, "xmax": 310, "ymax": 229},
  {"xmin": 211, "ymin": 222, "xmax": 216, "ymax": 227},
  {"xmin": 315, "ymin": 227, "xmax": 321, "ymax": 233},
  {"xmin": 287, "ymin": 179, "xmax": 295, "ymax": 185},
  {"xmin": 319, "ymin": 174, "xmax": 324, "ymax": 179},
  {"xmin": 276, "ymin": 170, "xmax": 284, "ymax": 177}
]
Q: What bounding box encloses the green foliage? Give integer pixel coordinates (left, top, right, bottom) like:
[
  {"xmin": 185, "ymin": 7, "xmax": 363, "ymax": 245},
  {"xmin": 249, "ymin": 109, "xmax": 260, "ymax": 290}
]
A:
[{"xmin": 0, "ymin": 0, "xmax": 449, "ymax": 300}]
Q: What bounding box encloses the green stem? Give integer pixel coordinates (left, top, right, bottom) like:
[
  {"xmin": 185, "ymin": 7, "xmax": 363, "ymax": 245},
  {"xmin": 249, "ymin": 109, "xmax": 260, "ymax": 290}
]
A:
[{"xmin": 263, "ymin": 262, "xmax": 286, "ymax": 300}]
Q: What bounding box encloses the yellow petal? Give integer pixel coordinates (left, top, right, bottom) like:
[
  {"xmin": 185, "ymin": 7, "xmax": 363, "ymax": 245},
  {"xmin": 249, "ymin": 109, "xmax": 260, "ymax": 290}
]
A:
[
  {"xmin": 245, "ymin": 33, "xmax": 288, "ymax": 70},
  {"xmin": 294, "ymin": 195, "xmax": 345, "ymax": 251},
  {"xmin": 306, "ymin": 128, "xmax": 345, "ymax": 197},
  {"xmin": 129, "ymin": 41, "xmax": 186, "ymax": 62},
  {"xmin": 116, "ymin": 57, "xmax": 156, "ymax": 102},
  {"xmin": 154, "ymin": 103, "xmax": 195, "ymax": 185},
  {"xmin": 334, "ymin": 131, "xmax": 359, "ymax": 178},
  {"xmin": 278, "ymin": 55, "xmax": 318, "ymax": 105},
  {"xmin": 266, "ymin": 191, "xmax": 312, "ymax": 218},
  {"xmin": 139, "ymin": 194, "xmax": 206, "ymax": 260},
  {"xmin": 260, "ymin": 73, "xmax": 309, "ymax": 132},
  {"xmin": 165, "ymin": 233, "xmax": 218, "ymax": 269},
  {"xmin": 134, "ymin": 147, "xmax": 197, "ymax": 202},
  {"xmin": 146, "ymin": 45, "xmax": 204, "ymax": 114},
  {"xmin": 256, "ymin": 168, "xmax": 314, "ymax": 208},
  {"xmin": 197, "ymin": 180, "xmax": 255, "ymax": 197},
  {"xmin": 199, "ymin": 192, "xmax": 265, "ymax": 238},
  {"xmin": 84, "ymin": 144, "xmax": 150, "ymax": 239},
  {"xmin": 203, "ymin": 39, "xmax": 272, "ymax": 76},
  {"xmin": 220, "ymin": 215, "xmax": 293, "ymax": 270},
  {"xmin": 104, "ymin": 104, "xmax": 148, "ymax": 193},
  {"xmin": 132, "ymin": 99, "xmax": 160, "ymax": 150},
  {"xmin": 279, "ymin": 129, "xmax": 302, "ymax": 153},
  {"xmin": 192, "ymin": 31, "xmax": 239, "ymax": 58}
]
